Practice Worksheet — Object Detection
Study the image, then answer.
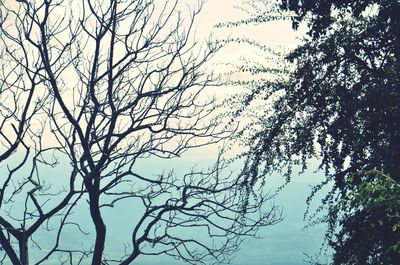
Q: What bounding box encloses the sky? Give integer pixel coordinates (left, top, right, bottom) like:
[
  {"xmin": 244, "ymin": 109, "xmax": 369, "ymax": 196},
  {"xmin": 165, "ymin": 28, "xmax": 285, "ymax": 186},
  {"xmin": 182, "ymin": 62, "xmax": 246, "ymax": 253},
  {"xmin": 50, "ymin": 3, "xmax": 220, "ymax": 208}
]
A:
[
  {"xmin": 155, "ymin": 1, "xmax": 330, "ymax": 264},
  {"xmin": 129, "ymin": 155, "xmax": 331, "ymax": 265},
  {"xmin": 126, "ymin": 1, "xmax": 330, "ymax": 262},
  {"xmin": 0, "ymin": 0, "xmax": 330, "ymax": 264},
  {"xmin": 19, "ymin": 153, "xmax": 330, "ymax": 265}
]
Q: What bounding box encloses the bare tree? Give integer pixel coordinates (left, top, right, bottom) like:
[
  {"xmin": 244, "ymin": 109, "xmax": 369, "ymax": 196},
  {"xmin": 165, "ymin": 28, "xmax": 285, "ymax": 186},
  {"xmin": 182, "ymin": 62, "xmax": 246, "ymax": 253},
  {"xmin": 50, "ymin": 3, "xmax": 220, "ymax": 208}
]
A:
[
  {"xmin": 0, "ymin": 0, "xmax": 282, "ymax": 264},
  {"xmin": 0, "ymin": 1, "xmax": 84, "ymax": 264}
]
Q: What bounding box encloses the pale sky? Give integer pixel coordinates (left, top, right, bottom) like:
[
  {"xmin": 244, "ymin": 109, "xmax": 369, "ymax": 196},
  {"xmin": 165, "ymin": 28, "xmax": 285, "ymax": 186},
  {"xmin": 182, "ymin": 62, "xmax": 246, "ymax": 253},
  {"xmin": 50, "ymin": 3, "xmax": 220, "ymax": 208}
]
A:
[
  {"xmin": 0, "ymin": 1, "xmax": 327, "ymax": 264},
  {"xmin": 178, "ymin": 2, "xmax": 328, "ymax": 265},
  {"xmin": 178, "ymin": 0, "xmax": 306, "ymax": 160}
]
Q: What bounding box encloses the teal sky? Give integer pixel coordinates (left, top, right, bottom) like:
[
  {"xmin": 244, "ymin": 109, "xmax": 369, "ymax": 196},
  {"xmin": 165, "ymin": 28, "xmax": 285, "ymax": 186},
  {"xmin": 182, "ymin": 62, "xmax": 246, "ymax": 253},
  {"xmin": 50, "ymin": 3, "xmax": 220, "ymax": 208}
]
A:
[
  {"xmin": 0, "ymin": 1, "xmax": 331, "ymax": 264},
  {"xmin": 118, "ymin": 152, "xmax": 332, "ymax": 265},
  {"xmin": 19, "ymin": 152, "xmax": 331, "ymax": 265}
]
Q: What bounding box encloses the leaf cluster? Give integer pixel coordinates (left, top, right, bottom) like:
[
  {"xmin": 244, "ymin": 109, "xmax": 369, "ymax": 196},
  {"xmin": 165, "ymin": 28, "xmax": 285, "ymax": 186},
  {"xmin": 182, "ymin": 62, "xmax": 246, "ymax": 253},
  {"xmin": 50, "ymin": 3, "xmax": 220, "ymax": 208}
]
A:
[{"xmin": 326, "ymin": 170, "xmax": 400, "ymax": 264}]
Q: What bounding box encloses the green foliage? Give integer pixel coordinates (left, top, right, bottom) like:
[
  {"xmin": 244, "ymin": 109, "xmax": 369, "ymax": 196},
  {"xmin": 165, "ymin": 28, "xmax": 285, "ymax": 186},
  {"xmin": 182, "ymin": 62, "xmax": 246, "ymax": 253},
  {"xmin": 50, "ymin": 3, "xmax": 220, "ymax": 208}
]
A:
[{"xmin": 326, "ymin": 170, "xmax": 400, "ymax": 264}]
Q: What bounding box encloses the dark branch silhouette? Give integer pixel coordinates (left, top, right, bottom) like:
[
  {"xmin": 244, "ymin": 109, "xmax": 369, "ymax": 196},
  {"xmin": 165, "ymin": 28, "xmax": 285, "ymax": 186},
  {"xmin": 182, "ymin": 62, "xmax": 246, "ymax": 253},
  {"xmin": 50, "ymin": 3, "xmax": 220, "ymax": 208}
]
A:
[{"xmin": 0, "ymin": 0, "xmax": 282, "ymax": 264}]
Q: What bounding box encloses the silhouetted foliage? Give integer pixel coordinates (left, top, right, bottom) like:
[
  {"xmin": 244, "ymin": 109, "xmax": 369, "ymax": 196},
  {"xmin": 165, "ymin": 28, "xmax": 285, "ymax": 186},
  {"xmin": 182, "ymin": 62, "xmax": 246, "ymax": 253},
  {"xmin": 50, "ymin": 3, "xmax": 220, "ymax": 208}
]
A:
[{"xmin": 222, "ymin": 0, "xmax": 400, "ymax": 264}]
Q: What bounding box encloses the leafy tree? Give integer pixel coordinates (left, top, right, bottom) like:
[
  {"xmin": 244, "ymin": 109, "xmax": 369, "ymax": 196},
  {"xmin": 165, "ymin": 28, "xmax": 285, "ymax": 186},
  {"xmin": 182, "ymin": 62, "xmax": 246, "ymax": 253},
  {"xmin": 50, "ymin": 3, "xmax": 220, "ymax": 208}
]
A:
[{"xmin": 222, "ymin": 0, "xmax": 400, "ymax": 263}]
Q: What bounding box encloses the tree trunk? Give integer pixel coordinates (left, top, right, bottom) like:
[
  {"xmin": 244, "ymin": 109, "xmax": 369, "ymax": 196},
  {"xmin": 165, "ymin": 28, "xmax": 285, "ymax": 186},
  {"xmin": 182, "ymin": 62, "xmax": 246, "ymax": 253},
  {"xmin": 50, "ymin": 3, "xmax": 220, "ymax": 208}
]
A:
[
  {"xmin": 89, "ymin": 192, "xmax": 106, "ymax": 265},
  {"xmin": 19, "ymin": 235, "xmax": 28, "ymax": 265}
]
